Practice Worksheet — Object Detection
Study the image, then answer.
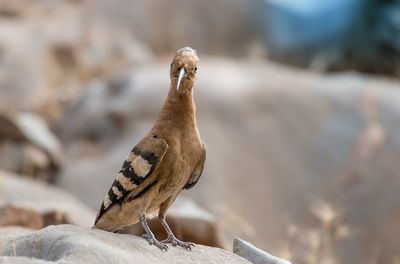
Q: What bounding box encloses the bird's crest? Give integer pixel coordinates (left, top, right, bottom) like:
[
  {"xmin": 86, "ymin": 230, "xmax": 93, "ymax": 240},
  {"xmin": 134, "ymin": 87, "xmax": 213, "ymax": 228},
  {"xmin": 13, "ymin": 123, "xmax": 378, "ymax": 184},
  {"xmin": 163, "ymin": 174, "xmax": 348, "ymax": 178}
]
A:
[{"xmin": 177, "ymin": 47, "xmax": 197, "ymax": 55}]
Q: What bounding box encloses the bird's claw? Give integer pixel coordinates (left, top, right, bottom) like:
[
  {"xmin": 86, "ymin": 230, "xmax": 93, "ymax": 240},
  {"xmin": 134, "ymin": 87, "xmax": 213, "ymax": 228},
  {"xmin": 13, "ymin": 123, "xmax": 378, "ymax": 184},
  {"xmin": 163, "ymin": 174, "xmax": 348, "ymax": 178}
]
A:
[
  {"xmin": 162, "ymin": 236, "xmax": 195, "ymax": 250},
  {"xmin": 142, "ymin": 234, "xmax": 168, "ymax": 251}
]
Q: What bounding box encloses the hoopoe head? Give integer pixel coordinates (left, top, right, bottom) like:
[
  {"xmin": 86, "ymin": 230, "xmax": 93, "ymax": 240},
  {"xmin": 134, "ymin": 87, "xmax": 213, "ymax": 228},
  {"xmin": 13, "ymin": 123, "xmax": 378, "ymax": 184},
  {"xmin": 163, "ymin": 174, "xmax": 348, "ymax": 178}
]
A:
[{"xmin": 170, "ymin": 47, "xmax": 199, "ymax": 93}]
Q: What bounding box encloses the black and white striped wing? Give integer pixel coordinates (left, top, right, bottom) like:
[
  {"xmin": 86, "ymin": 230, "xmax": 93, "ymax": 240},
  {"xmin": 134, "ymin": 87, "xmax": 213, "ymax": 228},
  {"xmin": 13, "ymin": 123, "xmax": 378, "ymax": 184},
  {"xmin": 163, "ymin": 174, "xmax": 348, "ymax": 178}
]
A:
[{"xmin": 94, "ymin": 135, "xmax": 168, "ymax": 224}]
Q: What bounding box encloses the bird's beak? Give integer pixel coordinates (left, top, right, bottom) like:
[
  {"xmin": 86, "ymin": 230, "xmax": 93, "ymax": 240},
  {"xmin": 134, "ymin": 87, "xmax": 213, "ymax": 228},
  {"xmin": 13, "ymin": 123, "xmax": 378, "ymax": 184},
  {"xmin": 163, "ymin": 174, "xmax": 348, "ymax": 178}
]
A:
[{"xmin": 176, "ymin": 67, "xmax": 186, "ymax": 91}]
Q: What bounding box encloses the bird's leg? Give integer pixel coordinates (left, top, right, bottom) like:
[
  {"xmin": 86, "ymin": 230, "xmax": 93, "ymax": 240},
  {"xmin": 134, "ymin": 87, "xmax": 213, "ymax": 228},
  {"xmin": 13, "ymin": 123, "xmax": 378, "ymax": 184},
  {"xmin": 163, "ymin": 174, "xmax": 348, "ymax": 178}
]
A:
[
  {"xmin": 159, "ymin": 216, "xmax": 195, "ymax": 250},
  {"xmin": 139, "ymin": 215, "xmax": 168, "ymax": 251}
]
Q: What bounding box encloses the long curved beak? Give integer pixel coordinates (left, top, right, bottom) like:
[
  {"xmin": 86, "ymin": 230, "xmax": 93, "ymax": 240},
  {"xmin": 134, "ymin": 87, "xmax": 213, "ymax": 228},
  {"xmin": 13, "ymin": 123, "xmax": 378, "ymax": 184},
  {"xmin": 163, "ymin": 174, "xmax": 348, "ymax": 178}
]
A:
[{"xmin": 176, "ymin": 67, "xmax": 186, "ymax": 91}]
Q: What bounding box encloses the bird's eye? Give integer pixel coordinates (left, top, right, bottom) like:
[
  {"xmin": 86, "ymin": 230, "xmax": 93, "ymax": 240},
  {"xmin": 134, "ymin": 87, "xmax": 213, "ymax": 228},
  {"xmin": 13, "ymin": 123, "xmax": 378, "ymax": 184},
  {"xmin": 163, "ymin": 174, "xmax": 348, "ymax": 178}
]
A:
[{"xmin": 194, "ymin": 66, "xmax": 198, "ymax": 72}]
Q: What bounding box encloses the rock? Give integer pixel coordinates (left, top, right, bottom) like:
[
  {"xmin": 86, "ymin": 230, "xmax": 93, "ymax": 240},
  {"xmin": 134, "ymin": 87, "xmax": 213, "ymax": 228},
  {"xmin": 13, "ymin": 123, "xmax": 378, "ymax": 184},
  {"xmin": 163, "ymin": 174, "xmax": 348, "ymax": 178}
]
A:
[
  {"xmin": 59, "ymin": 58, "xmax": 400, "ymax": 263},
  {"xmin": 0, "ymin": 204, "xmax": 70, "ymax": 230},
  {"xmin": 0, "ymin": 112, "xmax": 62, "ymax": 182},
  {"xmin": 42, "ymin": 211, "xmax": 69, "ymax": 226},
  {"xmin": 0, "ymin": 205, "xmax": 43, "ymax": 230},
  {"xmin": 14, "ymin": 112, "xmax": 62, "ymax": 161},
  {"xmin": 0, "ymin": 224, "xmax": 251, "ymax": 263},
  {"xmin": 58, "ymin": 75, "xmax": 135, "ymax": 146},
  {"xmin": 0, "ymin": 0, "xmax": 152, "ymax": 122},
  {"xmin": 0, "ymin": 226, "xmax": 33, "ymax": 236},
  {"xmin": 94, "ymin": 0, "xmax": 262, "ymax": 57},
  {"xmin": 233, "ymin": 238, "xmax": 291, "ymax": 264},
  {"xmin": 0, "ymin": 142, "xmax": 50, "ymax": 180},
  {"xmin": 0, "ymin": 171, "xmax": 95, "ymax": 227},
  {"xmin": 0, "ymin": 257, "xmax": 50, "ymax": 264}
]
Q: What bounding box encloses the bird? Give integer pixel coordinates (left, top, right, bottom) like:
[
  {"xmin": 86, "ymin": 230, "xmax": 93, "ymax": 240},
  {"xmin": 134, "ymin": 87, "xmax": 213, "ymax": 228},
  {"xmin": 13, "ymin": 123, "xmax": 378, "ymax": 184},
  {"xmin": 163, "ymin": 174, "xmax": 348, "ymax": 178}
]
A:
[{"xmin": 93, "ymin": 47, "xmax": 206, "ymax": 251}]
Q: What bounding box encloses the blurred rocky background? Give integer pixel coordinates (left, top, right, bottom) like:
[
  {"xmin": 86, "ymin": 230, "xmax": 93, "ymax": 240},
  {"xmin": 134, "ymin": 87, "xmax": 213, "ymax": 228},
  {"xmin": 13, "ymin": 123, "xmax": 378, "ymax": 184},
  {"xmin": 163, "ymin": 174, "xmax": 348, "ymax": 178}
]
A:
[{"xmin": 0, "ymin": 0, "xmax": 400, "ymax": 263}]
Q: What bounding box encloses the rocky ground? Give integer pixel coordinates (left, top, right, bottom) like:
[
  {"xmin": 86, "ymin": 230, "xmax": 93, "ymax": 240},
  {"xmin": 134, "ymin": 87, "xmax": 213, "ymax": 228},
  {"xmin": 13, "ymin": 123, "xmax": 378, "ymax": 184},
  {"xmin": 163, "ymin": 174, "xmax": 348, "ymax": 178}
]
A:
[
  {"xmin": 0, "ymin": 1, "xmax": 400, "ymax": 264},
  {"xmin": 0, "ymin": 225, "xmax": 250, "ymax": 264}
]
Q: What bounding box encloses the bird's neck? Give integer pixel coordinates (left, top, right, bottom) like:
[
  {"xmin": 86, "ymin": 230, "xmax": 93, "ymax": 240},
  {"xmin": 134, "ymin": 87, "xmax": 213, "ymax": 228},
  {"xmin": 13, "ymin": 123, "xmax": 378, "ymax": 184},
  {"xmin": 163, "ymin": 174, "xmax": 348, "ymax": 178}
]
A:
[{"xmin": 154, "ymin": 87, "xmax": 197, "ymax": 131}]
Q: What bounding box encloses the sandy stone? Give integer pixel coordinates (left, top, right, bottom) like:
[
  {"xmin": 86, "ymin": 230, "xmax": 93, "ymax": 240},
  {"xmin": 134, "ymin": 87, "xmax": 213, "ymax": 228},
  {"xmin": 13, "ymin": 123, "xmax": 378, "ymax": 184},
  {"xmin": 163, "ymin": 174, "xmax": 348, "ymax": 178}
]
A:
[{"xmin": 0, "ymin": 225, "xmax": 250, "ymax": 264}]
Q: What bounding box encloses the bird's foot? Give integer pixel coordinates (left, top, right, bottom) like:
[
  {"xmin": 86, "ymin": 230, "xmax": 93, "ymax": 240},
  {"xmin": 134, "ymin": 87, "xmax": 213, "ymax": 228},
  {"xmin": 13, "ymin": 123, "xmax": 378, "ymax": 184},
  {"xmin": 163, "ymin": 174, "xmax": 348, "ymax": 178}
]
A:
[
  {"xmin": 142, "ymin": 234, "xmax": 168, "ymax": 251},
  {"xmin": 161, "ymin": 235, "xmax": 195, "ymax": 250}
]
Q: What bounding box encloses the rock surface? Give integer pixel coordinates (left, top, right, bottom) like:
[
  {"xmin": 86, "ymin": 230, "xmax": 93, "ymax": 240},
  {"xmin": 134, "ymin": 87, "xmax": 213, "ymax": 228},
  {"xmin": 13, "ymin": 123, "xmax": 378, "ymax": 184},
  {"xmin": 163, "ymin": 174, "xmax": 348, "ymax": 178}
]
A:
[
  {"xmin": 0, "ymin": 204, "xmax": 70, "ymax": 230},
  {"xmin": 0, "ymin": 224, "xmax": 250, "ymax": 264},
  {"xmin": 0, "ymin": 205, "xmax": 43, "ymax": 230},
  {"xmin": 0, "ymin": 171, "xmax": 95, "ymax": 227},
  {"xmin": 0, "ymin": 112, "xmax": 62, "ymax": 182},
  {"xmin": 94, "ymin": 0, "xmax": 261, "ymax": 57},
  {"xmin": 234, "ymin": 238, "xmax": 291, "ymax": 264},
  {"xmin": 0, "ymin": 0, "xmax": 152, "ymax": 122}
]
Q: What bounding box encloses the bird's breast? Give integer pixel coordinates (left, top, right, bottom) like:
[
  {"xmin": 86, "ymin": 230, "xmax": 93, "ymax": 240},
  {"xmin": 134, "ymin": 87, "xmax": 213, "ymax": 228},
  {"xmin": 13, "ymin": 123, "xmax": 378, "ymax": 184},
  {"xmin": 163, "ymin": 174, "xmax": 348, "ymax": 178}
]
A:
[
  {"xmin": 153, "ymin": 123, "xmax": 203, "ymax": 184},
  {"xmin": 157, "ymin": 138, "xmax": 201, "ymax": 186}
]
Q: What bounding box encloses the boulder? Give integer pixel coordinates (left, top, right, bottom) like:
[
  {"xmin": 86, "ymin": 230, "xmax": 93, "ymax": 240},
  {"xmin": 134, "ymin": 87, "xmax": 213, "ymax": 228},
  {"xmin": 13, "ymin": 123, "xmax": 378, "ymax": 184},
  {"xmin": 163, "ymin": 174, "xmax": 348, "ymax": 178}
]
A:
[
  {"xmin": 0, "ymin": 171, "xmax": 95, "ymax": 227},
  {"xmin": 0, "ymin": 112, "xmax": 62, "ymax": 182},
  {"xmin": 0, "ymin": 0, "xmax": 152, "ymax": 122},
  {"xmin": 0, "ymin": 224, "xmax": 250, "ymax": 263},
  {"xmin": 0, "ymin": 205, "xmax": 43, "ymax": 230},
  {"xmin": 0, "ymin": 205, "xmax": 70, "ymax": 230},
  {"xmin": 0, "ymin": 226, "xmax": 33, "ymax": 236},
  {"xmin": 233, "ymin": 238, "xmax": 291, "ymax": 264},
  {"xmin": 93, "ymin": 0, "xmax": 261, "ymax": 57}
]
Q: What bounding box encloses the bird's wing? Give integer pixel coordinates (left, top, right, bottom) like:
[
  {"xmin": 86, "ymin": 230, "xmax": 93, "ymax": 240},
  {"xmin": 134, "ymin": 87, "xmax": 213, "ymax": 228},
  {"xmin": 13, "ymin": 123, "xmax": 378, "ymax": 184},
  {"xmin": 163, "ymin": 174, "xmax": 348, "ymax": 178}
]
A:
[
  {"xmin": 184, "ymin": 142, "xmax": 206, "ymax": 190},
  {"xmin": 94, "ymin": 134, "xmax": 168, "ymax": 224}
]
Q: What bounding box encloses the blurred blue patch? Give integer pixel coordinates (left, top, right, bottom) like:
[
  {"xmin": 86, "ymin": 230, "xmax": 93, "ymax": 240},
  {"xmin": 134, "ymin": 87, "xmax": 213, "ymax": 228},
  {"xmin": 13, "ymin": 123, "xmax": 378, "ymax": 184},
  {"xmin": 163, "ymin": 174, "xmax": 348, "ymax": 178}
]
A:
[
  {"xmin": 374, "ymin": 4, "xmax": 400, "ymax": 53},
  {"xmin": 259, "ymin": 0, "xmax": 364, "ymax": 55}
]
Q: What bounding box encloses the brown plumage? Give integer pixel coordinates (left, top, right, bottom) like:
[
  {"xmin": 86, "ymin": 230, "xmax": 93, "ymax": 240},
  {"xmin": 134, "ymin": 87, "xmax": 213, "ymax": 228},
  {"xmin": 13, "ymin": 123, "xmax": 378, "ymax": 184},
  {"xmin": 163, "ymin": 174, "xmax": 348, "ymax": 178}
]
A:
[{"xmin": 93, "ymin": 47, "xmax": 206, "ymax": 250}]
